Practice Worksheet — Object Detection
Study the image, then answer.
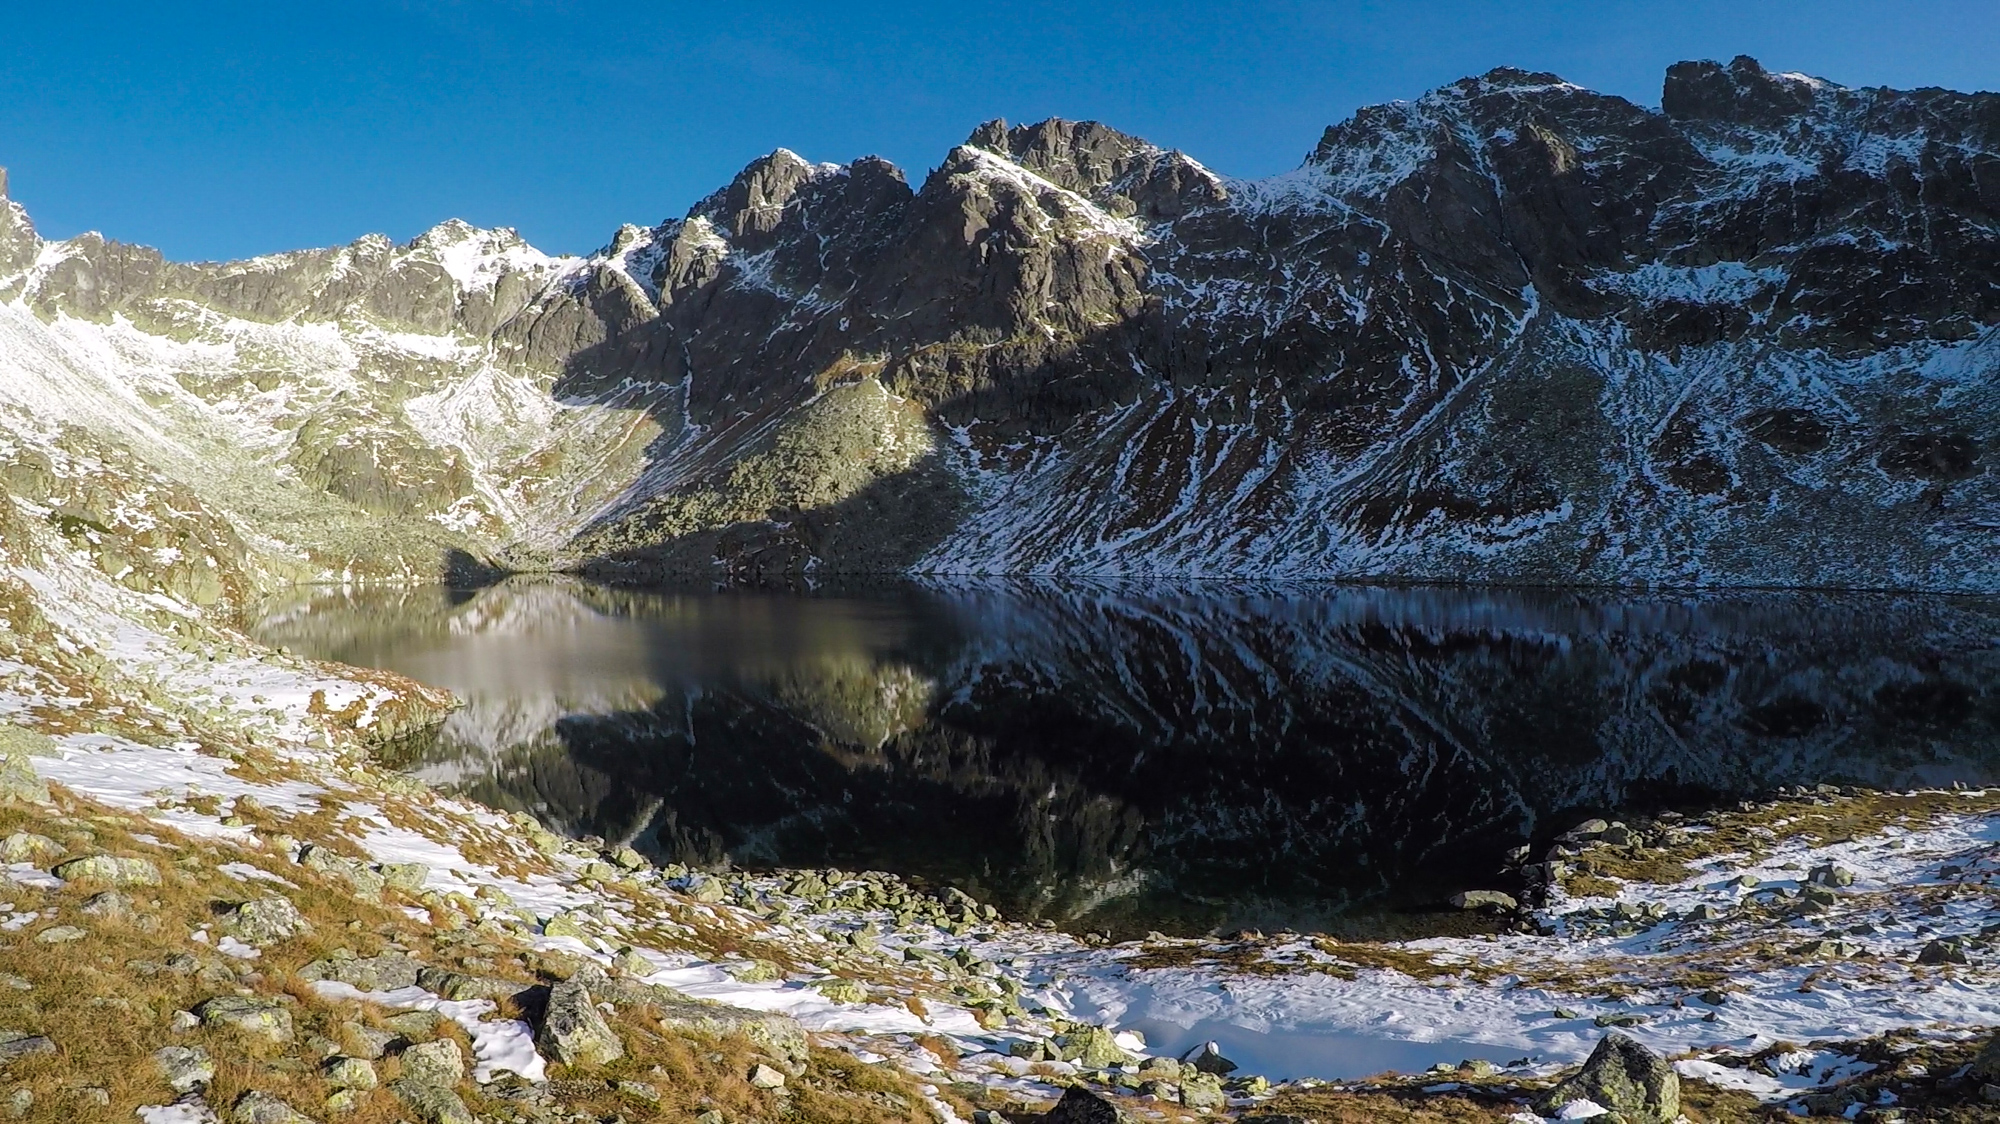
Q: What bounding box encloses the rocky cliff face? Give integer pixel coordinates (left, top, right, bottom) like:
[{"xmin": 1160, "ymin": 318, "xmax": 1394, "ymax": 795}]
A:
[{"xmin": 3, "ymin": 55, "xmax": 1996, "ymax": 593}]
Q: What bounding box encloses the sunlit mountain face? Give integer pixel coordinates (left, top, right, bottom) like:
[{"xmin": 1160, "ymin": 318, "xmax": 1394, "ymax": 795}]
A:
[{"xmin": 257, "ymin": 578, "xmax": 2000, "ymax": 937}]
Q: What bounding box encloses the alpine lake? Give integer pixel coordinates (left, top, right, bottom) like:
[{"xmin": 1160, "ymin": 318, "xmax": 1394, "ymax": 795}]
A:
[{"xmin": 253, "ymin": 577, "xmax": 2000, "ymax": 941}]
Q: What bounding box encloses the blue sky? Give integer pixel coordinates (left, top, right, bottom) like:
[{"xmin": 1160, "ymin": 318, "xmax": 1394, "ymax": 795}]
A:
[{"xmin": 3, "ymin": 1, "xmax": 1995, "ymax": 261}]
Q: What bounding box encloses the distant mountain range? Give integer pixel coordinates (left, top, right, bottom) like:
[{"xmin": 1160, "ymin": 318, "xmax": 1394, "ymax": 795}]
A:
[{"xmin": 3, "ymin": 55, "xmax": 1995, "ymax": 595}]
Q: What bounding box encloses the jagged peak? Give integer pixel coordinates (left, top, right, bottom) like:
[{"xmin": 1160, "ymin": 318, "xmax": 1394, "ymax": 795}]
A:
[{"xmin": 1662, "ymin": 54, "xmax": 1839, "ymax": 125}]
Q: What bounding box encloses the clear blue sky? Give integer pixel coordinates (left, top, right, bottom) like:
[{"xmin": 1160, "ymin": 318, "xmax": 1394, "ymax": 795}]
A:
[{"xmin": 3, "ymin": 1, "xmax": 1994, "ymax": 262}]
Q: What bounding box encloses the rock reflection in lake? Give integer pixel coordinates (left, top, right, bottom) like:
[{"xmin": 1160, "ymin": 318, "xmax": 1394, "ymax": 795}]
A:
[{"xmin": 252, "ymin": 579, "xmax": 2000, "ymax": 937}]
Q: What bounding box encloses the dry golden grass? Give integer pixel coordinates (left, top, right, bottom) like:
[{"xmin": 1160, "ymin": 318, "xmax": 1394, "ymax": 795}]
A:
[{"xmin": 0, "ymin": 785, "xmax": 959, "ymax": 1123}]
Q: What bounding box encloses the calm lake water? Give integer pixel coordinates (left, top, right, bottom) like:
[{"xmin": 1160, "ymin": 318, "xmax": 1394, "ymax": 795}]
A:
[{"xmin": 253, "ymin": 578, "xmax": 2000, "ymax": 938}]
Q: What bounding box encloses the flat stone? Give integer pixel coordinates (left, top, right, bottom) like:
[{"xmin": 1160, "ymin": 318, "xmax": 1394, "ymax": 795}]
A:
[
  {"xmin": 1450, "ymin": 889, "xmax": 1519, "ymax": 911},
  {"xmin": 297, "ymin": 953, "xmax": 422, "ymax": 991},
  {"xmin": 0, "ymin": 1033, "xmax": 53, "ymax": 1063},
  {"xmin": 33, "ymin": 925, "xmax": 85, "ymax": 943},
  {"xmin": 0, "ymin": 834, "xmax": 59, "ymax": 864},
  {"xmin": 195, "ymin": 996, "xmax": 294, "ymax": 1043}
]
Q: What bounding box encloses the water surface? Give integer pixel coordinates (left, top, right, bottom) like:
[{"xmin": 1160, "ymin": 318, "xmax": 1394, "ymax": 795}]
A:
[{"xmin": 254, "ymin": 578, "xmax": 2000, "ymax": 937}]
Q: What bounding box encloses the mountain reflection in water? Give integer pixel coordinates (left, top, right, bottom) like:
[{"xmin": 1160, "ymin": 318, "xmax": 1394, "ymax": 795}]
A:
[{"xmin": 252, "ymin": 579, "xmax": 2000, "ymax": 937}]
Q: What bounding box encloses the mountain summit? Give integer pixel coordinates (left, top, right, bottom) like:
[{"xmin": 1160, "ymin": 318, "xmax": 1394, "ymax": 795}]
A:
[{"xmin": 2, "ymin": 56, "xmax": 1995, "ymax": 594}]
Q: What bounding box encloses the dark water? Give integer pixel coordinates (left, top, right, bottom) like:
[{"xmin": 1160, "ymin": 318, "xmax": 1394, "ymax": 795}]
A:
[{"xmin": 253, "ymin": 578, "xmax": 2000, "ymax": 938}]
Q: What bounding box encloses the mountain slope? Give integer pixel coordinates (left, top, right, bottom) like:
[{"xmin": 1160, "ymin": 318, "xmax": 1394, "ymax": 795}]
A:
[{"xmin": 3, "ymin": 54, "xmax": 1996, "ymax": 594}]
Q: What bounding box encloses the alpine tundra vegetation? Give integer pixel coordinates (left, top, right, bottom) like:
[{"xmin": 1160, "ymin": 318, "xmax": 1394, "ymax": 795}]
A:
[{"xmin": 0, "ymin": 56, "xmax": 1995, "ymax": 1123}]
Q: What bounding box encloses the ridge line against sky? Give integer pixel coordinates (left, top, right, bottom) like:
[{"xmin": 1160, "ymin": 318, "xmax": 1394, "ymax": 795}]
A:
[{"xmin": 3, "ymin": 0, "xmax": 1997, "ymax": 262}]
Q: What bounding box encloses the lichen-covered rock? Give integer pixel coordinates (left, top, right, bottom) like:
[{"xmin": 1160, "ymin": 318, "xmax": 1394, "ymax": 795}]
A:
[
  {"xmin": 386, "ymin": 1078, "xmax": 474, "ymax": 1124},
  {"xmin": 298, "ymin": 846, "xmax": 386, "ymax": 900},
  {"xmin": 224, "ymin": 897, "xmax": 311, "ymax": 946},
  {"xmin": 1061, "ymin": 1025, "xmax": 1135, "ymax": 1068},
  {"xmin": 0, "ymin": 833, "xmax": 59, "ymax": 864},
  {"xmin": 297, "ymin": 952, "xmax": 422, "ymax": 991},
  {"xmin": 195, "ymin": 996, "xmax": 295, "ymax": 1043},
  {"xmin": 154, "ymin": 1044, "xmax": 215, "ymax": 1093},
  {"xmin": 534, "ymin": 978, "xmax": 624, "ymax": 1069},
  {"xmin": 230, "ymin": 1090, "xmax": 315, "ymax": 1124},
  {"xmin": 51, "ymin": 854, "xmax": 159, "ymax": 886},
  {"xmin": 397, "ymin": 1039, "xmax": 464, "ymax": 1086},
  {"xmin": 379, "ymin": 862, "xmax": 429, "ymax": 893},
  {"xmin": 1536, "ymin": 1033, "xmax": 1679, "ymax": 1124},
  {"xmin": 321, "ymin": 1055, "xmax": 377, "ymax": 1090}
]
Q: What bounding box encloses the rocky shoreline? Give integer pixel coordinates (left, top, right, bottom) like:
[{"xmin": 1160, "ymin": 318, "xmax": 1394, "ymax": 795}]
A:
[{"xmin": 0, "ymin": 684, "xmax": 1993, "ymax": 1123}]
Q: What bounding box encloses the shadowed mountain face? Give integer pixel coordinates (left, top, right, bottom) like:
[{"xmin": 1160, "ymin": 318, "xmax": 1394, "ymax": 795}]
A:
[
  {"xmin": 255, "ymin": 580, "xmax": 2000, "ymax": 936},
  {"xmin": 4, "ymin": 56, "xmax": 1997, "ymax": 593}
]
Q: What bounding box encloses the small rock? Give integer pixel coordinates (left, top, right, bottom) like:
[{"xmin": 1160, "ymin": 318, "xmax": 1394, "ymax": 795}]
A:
[
  {"xmin": 170, "ymin": 1009, "xmax": 201, "ymax": 1032},
  {"xmin": 299, "ymin": 845, "xmax": 385, "ymax": 900},
  {"xmin": 614, "ymin": 1080, "xmax": 660, "ymax": 1103},
  {"xmin": 541, "ymin": 912, "xmax": 588, "ymax": 939},
  {"xmin": 1567, "ymin": 819, "xmax": 1611, "ymax": 839},
  {"xmin": 0, "ymin": 834, "xmax": 60, "ymax": 864},
  {"xmin": 398, "ymin": 1039, "xmax": 464, "ymax": 1086},
  {"xmin": 1180, "ymin": 1039, "xmax": 1238, "ymax": 1076},
  {"xmin": 610, "ymin": 946, "xmax": 652, "ymax": 977},
  {"xmin": 323, "ymin": 1089, "xmax": 364, "ymax": 1116},
  {"xmin": 379, "ymin": 862, "xmax": 429, "ymax": 893},
  {"xmin": 748, "ymin": 1063, "xmax": 787, "ymax": 1089},
  {"xmin": 195, "ymin": 996, "xmax": 294, "ymax": 1042},
  {"xmin": 387, "ymin": 1076, "xmax": 475, "ymax": 1124},
  {"xmin": 322, "ymin": 1055, "xmax": 377, "ymax": 1090},
  {"xmin": 231, "ymin": 1090, "xmax": 315, "ymax": 1124},
  {"xmin": 342, "ymin": 1023, "xmax": 400, "ymax": 1060},
  {"xmin": 1809, "ymin": 864, "xmax": 1856, "ymax": 887},
  {"xmin": 0, "ymin": 1088, "xmax": 25, "ymax": 1119},
  {"xmin": 153, "ymin": 1044, "xmax": 215, "ymax": 1093},
  {"xmin": 80, "ymin": 890, "xmax": 132, "ymax": 919},
  {"xmin": 535, "ymin": 978, "xmax": 624, "ymax": 1068},
  {"xmin": 0, "ymin": 1033, "xmax": 53, "ymax": 1063},
  {"xmin": 51, "ymin": 854, "xmax": 159, "ymax": 886},
  {"xmin": 225, "ymin": 897, "xmax": 311, "ymax": 946},
  {"xmin": 1449, "ymin": 890, "xmax": 1518, "ymax": 912},
  {"xmin": 610, "ymin": 846, "xmax": 646, "ymax": 871},
  {"xmin": 34, "ymin": 925, "xmax": 85, "ymax": 944},
  {"xmin": 0, "ymin": 755, "xmax": 49, "ymax": 806}
]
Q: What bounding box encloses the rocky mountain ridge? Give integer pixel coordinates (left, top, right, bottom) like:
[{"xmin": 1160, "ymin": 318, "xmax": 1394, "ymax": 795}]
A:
[{"xmin": 2, "ymin": 54, "xmax": 1996, "ymax": 596}]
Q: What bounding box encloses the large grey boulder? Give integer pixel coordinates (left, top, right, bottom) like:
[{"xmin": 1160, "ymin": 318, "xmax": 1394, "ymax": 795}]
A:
[
  {"xmin": 1536, "ymin": 1033, "xmax": 1679, "ymax": 1124},
  {"xmin": 534, "ymin": 978, "xmax": 624, "ymax": 1069},
  {"xmin": 297, "ymin": 952, "xmax": 422, "ymax": 992},
  {"xmin": 397, "ymin": 1038, "xmax": 465, "ymax": 1086},
  {"xmin": 387, "ymin": 1078, "xmax": 474, "ymax": 1124}
]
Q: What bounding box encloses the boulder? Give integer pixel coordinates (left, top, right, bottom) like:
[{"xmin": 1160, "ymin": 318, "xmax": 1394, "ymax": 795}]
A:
[
  {"xmin": 535, "ymin": 978, "xmax": 624, "ymax": 1069},
  {"xmin": 748, "ymin": 1063, "xmax": 787, "ymax": 1089},
  {"xmin": 0, "ymin": 755, "xmax": 47, "ymax": 806},
  {"xmin": 1061, "ymin": 1024, "xmax": 1135, "ymax": 1068},
  {"xmin": 1535, "ymin": 1033, "xmax": 1679, "ymax": 1124},
  {"xmin": 379, "ymin": 862, "xmax": 429, "ymax": 893},
  {"xmin": 299, "ymin": 846, "xmax": 385, "ymax": 900},
  {"xmin": 414, "ymin": 967, "xmax": 524, "ymax": 1002}
]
